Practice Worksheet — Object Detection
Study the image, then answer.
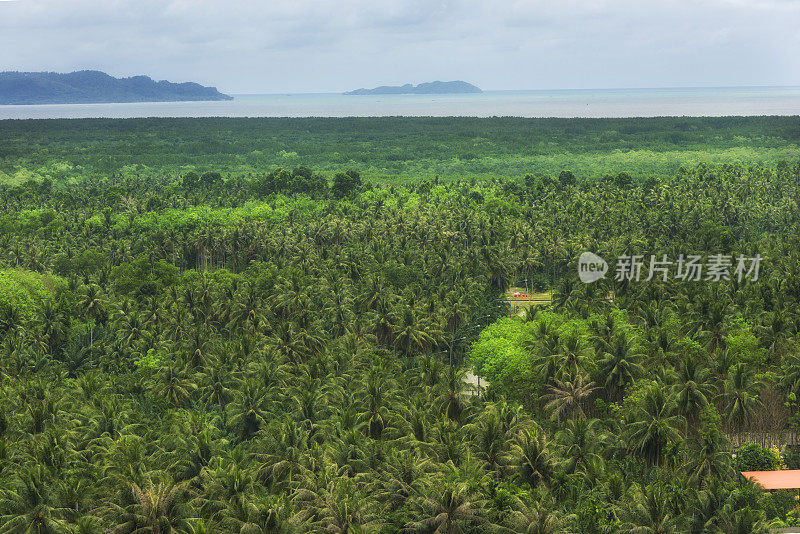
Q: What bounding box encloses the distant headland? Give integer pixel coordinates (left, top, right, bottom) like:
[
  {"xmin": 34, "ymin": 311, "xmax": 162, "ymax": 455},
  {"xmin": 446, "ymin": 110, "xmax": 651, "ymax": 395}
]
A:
[
  {"xmin": 0, "ymin": 70, "xmax": 233, "ymax": 105},
  {"xmin": 344, "ymin": 80, "xmax": 482, "ymax": 95}
]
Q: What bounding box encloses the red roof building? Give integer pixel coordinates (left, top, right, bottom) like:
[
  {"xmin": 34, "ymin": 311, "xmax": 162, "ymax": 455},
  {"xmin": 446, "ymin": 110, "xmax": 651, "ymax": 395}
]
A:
[{"xmin": 741, "ymin": 470, "xmax": 800, "ymax": 490}]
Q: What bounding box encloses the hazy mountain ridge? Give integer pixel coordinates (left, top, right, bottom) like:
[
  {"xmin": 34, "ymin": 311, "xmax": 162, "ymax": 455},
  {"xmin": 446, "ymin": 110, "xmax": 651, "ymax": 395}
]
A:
[
  {"xmin": 0, "ymin": 70, "xmax": 233, "ymax": 105},
  {"xmin": 344, "ymin": 80, "xmax": 482, "ymax": 95}
]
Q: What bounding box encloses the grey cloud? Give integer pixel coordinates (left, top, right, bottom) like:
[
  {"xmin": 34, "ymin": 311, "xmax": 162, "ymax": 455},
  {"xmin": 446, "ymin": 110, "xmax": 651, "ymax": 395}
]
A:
[{"xmin": 0, "ymin": 0, "xmax": 796, "ymax": 92}]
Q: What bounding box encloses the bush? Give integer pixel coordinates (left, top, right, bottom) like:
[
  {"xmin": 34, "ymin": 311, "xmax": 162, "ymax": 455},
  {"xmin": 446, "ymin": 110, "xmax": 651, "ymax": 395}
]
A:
[
  {"xmin": 783, "ymin": 446, "xmax": 800, "ymax": 469},
  {"xmin": 0, "ymin": 269, "xmax": 65, "ymax": 325},
  {"xmin": 332, "ymin": 170, "xmax": 362, "ymax": 198},
  {"xmin": 111, "ymin": 256, "xmax": 179, "ymax": 296},
  {"xmin": 738, "ymin": 442, "xmax": 781, "ymax": 471},
  {"xmin": 763, "ymin": 489, "xmax": 797, "ymax": 521}
]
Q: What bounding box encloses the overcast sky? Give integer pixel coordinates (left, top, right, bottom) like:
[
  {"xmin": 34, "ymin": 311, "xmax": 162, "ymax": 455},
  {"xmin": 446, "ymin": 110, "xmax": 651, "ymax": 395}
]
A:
[{"xmin": 0, "ymin": 0, "xmax": 798, "ymax": 93}]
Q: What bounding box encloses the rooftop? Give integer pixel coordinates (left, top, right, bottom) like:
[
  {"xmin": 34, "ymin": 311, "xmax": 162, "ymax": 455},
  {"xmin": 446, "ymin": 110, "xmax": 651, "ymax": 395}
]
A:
[{"xmin": 741, "ymin": 470, "xmax": 800, "ymax": 490}]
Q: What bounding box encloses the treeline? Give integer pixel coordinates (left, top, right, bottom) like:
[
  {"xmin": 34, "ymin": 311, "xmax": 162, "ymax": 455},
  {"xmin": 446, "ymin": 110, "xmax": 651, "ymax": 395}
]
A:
[{"xmin": 1, "ymin": 115, "xmax": 798, "ymax": 183}]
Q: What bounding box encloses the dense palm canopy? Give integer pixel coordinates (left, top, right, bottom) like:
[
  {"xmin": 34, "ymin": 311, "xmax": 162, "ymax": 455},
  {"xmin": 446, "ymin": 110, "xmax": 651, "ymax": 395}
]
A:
[{"xmin": 1, "ymin": 140, "xmax": 799, "ymax": 532}]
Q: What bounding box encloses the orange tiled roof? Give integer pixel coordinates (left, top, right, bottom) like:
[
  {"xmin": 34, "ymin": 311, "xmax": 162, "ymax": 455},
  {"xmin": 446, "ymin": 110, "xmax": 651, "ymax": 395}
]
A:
[{"xmin": 741, "ymin": 470, "xmax": 800, "ymax": 489}]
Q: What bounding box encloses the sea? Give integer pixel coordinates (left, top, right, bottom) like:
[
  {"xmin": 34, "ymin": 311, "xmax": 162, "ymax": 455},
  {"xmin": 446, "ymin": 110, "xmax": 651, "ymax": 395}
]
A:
[{"xmin": 1, "ymin": 86, "xmax": 799, "ymax": 119}]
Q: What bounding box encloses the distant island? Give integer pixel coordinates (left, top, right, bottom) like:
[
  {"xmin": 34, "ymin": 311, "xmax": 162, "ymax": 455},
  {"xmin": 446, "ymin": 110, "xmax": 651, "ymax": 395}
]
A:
[
  {"xmin": 0, "ymin": 70, "xmax": 233, "ymax": 105},
  {"xmin": 344, "ymin": 80, "xmax": 482, "ymax": 95}
]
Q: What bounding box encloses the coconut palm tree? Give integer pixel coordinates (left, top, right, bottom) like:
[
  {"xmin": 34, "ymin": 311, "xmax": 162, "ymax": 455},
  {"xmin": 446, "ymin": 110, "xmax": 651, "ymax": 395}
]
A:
[
  {"xmin": 227, "ymin": 379, "xmax": 269, "ymax": 442},
  {"xmin": 0, "ymin": 466, "xmax": 73, "ymax": 534},
  {"xmin": 685, "ymin": 428, "xmax": 731, "ymax": 487},
  {"xmin": 79, "ymin": 283, "xmax": 106, "ymax": 349},
  {"xmin": 624, "ymin": 386, "xmax": 684, "ymax": 467},
  {"xmin": 506, "ymin": 428, "xmax": 556, "ymax": 489},
  {"xmin": 406, "ymin": 482, "xmax": 489, "ymax": 534},
  {"xmin": 672, "ymin": 356, "xmax": 713, "ymax": 433},
  {"xmin": 392, "ymin": 307, "xmax": 437, "ymax": 357},
  {"xmin": 619, "ymin": 483, "xmax": 680, "ymax": 534},
  {"xmin": 254, "ymin": 418, "xmax": 309, "ymax": 491},
  {"xmin": 151, "ymin": 365, "xmax": 197, "ymax": 407},
  {"xmin": 718, "ymin": 363, "xmax": 763, "ymax": 435},
  {"xmin": 597, "ymin": 331, "xmax": 644, "ymax": 401},
  {"xmin": 542, "ymin": 374, "xmax": 598, "ymax": 422},
  {"xmin": 101, "ymin": 477, "xmax": 192, "ymax": 534},
  {"xmin": 504, "ymin": 495, "xmax": 571, "ymax": 534},
  {"xmin": 293, "ymin": 476, "xmax": 378, "ymax": 533}
]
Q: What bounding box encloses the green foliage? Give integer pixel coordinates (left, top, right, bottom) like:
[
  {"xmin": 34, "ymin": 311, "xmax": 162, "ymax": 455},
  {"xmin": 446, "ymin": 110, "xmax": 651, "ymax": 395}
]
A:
[
  {"xmin": 726, "ymin": 319, "xmax": 766, "ymax": 366},
  {"xmin": 383, "ymin": 262, "xmax": 421, "ymax": 288},
  {"xmin": 53, "ymin": 249, "xmax": 108, "ymax": 276},
  {"xmin": 0, "ymin": 119, "xmax": 797, "ymax": 533},
  {"xmin": 558, "ymin": 170, "xmax": 576, "ymax": 185},
  {"xmin": 134, "ymin": 348, "xmax": 167, "ymax": 371},
  {"xmin": 698, "ymin": 404, "xmax": 723, "ymax": 435},
  {"xmin": 252, "ymin": 166, "xmax": 329, "ymax": 197},
  {"xmin": 469, "ymin": 310, "xmax": 596, "ymax": 400},
  {"xmin": 469, "ymin": 317, "xmax": 530, "ymax": 387},
  {"xmin": 2, "ymin": 116, "xmax": 796, "ymax": 185},
  {"xmin": 331, "ymin": 169, "xmax": 362, "ymax": 198},
  {"xmin": 737, "ymin": 442, "xmax": 781, "ymax": 471},
  {"xmin": 763, "ymin": 489, "xmax": 797, "ymax": 522},
  {"xmin": 111, "ymin": 256, "xmax": 179, "ymax": 296},
  {"xmin": 0, "ymin": 269, "xmax": 64, "ymax": 324}
]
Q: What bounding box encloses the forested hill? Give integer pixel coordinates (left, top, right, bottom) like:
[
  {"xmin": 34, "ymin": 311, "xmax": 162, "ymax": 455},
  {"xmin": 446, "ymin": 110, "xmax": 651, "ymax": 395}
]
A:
[
  {"xmin": 0, "ymin": 71, "xmax": 233, "ymax": 105},
  {"xmin": 344, "ymin": 80, "xmax": 482, "ymax": 95}
]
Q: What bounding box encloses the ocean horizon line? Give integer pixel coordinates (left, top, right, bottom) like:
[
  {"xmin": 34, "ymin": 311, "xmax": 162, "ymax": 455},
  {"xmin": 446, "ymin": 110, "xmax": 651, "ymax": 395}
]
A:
[{"xmin": 227, "ymin": 85, "xmax": 800, "ymax": 97}]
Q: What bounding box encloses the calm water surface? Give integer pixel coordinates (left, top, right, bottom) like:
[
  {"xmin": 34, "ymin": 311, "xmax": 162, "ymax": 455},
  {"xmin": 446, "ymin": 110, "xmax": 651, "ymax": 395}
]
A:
[{"xmin": 1, "ymin": 87, "xmax": 799, "ymax": 119}]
